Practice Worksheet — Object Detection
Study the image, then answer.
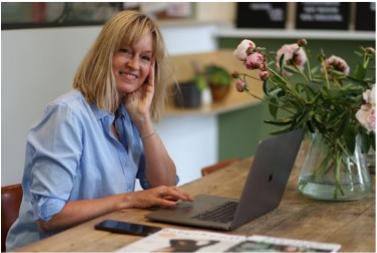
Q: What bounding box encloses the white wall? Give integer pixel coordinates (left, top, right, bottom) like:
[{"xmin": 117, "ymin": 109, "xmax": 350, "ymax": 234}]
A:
[
  {"xmin": 1, "ymin": 23, "xmax": 219, "ymax": 186},
  {"xmin": 156, "ymin": 115, "xmax": 217, "ymax": 186}
]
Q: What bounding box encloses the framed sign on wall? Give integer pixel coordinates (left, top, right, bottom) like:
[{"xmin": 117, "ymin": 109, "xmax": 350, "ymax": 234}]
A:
[
  {"xmin": 295, "ymin": 2, "xmax": 350, "ymax": 30},
  {"xmin": 236, "ymin": 2, "xmax": 287, "ymax": 29}
]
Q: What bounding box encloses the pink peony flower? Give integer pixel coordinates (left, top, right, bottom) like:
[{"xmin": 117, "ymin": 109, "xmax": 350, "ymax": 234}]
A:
[
  {"xmin": 297, "ymin": 38, "xmax": 307, "ymax": 47},
  {"xmin": 365, "ymin": 47, "xmax": 375, "ymax": 54},
  {"xmin": 363, "ymin": 85, "xmax": 375, "ymax": 104},
  {"xmin": 276, "ymin": 43, "xmax": 307, "ymax": 75},
  {"xmin": 325, "ymin": 55, "xmax": 350, "ymax": 76},
  {"xmin": 231, "ymin": 71, "xmax": 239, "ymax": 78},
  {"xmin": 233, "ymin": 39, "xmax": 256, "ymax": 61},
  {"xmin": 235, "ymin": 80, "xmax": 246, "ymax": 92},
  {"xmin": 259, "ymin": 61, "xmax": 267, "ymax": 71},
  {"xmin": 356, "ymin": 85, "xmax": 376, "ymax": 133},
  {"xmin": 245, "ymin": 52, "xmax": 264, "ymax": 70},
  {"xmin": 356, "ymin": 105, "xmax": 376, "ymax": 133},
  {"xmin": 259, "ymin": 70, "xmax": 270, "ymax": 81}
]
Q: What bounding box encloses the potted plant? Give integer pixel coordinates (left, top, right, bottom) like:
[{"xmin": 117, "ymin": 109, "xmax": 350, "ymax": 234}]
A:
[{"xmin": 203, "ymin": 64, "xmax": 232, "ymax": 101}]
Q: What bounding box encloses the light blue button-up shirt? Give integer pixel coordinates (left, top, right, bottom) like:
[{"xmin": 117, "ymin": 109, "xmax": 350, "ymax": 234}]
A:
[{"xmin": 6, "ymin": 89, "xmax": 160, "ymax": 251}]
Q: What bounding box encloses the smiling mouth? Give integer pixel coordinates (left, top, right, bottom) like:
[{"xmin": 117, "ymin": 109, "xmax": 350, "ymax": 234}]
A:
[{"xmin": 120, "ymin": 72, "xmax": 138, "ymax": 81}]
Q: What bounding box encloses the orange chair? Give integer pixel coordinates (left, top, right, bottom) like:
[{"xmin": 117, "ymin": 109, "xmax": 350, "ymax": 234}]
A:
[
  {"xmin": 201, "ymin": 158, "xmax": 241, "ymax": 176},
  {"xmin": 1, "ymin": 184, "xmax": 23, "ymax": 252}
]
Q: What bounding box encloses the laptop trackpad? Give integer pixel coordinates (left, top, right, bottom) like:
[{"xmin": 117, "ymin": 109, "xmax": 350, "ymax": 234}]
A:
[{"xmin": 146, "ymin": 194, "xmax": 238, "ymax": 222}]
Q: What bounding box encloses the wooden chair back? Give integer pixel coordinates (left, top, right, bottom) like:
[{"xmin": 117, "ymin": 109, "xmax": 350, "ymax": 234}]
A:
[
  {"xmin": 201, "ymin": 158, "xmax": 241, "ymax": 176},
  {"xmin": 1, "ymin": 184, "xmax": 22, "ymax": 252}
]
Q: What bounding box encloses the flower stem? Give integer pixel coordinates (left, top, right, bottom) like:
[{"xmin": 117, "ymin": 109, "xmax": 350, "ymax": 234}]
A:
[
  {"xmin": 267, "ymin": 67, "xmax": 306, "ymax": 105},
  {"xmin": 293, "ymin": 62, "xmax": 309, "ymax": 83},
  {"xmin": 244, "ymin": 87, "xmax": 264, "ymax": 100},
  {"xmin": 320, "ymin": 58, "xmax": 330, "ymax": 89},
  {"xmin": 241, "ymin": 73, "xmax": 262, "ymax": 82},
  {"xmin": 303, "ymin": 47, "xmax": 312, "ymax": 81}
]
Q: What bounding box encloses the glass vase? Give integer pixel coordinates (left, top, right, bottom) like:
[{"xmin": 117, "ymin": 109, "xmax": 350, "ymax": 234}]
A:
[{"xmin": 297, "ymin": 133, "xmax": 372, "ymax": 201}]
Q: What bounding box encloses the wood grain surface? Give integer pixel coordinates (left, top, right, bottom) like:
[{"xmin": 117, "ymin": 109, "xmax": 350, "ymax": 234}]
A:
[{"xmin": 15, "ymin": 154, "xmax": 375, "ymax": 252}]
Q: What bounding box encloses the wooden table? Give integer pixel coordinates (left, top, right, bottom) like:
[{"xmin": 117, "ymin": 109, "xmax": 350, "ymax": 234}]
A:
[{"xmin": 15, "ymin": 157, "xmax": 375, "ymax": 252}]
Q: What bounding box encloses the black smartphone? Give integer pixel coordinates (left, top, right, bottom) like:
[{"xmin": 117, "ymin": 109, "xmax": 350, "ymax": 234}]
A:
[{"xmin": 94, "ymin": 219, "xmax": 161, "ymax": 236}]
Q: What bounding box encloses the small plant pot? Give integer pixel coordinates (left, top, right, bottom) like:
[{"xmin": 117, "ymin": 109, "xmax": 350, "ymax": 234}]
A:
[
  {"xmin": 173, "ymin": 81, "xmax": 201, "ymax": 108},
  {"xmin": 210, "ymin": 85, "xmax": 230, "ymax": 102}
]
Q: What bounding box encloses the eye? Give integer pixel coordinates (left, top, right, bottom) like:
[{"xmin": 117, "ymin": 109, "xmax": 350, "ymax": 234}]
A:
[
  {"xmin": 141, "ymin": 55, "xmax": 151, "ymax": 62},
  {"xmin": 119, "ymin": 48, "xmax": 132, "ymax": 56}
]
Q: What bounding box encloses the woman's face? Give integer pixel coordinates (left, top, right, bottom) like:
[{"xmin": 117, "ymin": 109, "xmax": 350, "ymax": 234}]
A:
[{"xmin": 113, "ymin": 33, "xmax": 154, "ymax": 95}]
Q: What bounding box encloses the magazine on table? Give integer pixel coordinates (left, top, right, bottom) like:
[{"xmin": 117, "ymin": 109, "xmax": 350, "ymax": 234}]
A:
[{"xmin": 116, "ymin": 228, "xmax": 341, "ymax": 252}]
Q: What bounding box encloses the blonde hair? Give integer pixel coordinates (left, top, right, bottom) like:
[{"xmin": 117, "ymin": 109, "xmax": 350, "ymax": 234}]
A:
[{"xmin": 73, "ymin": 10, "xmax": 174, "ymax": 122}]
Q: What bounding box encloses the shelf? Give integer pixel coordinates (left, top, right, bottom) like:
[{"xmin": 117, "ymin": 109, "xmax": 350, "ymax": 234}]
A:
[
  {"xmin": 163, "ymin": 50, "xmax": 263, "ymax": 117},
  {"xmin": 164, "ymin": 87, "xmax": 262, "ymax": 117},
  {"xmin": 215, "ymin": 27, "xmax": 376, "ymax": 41}
]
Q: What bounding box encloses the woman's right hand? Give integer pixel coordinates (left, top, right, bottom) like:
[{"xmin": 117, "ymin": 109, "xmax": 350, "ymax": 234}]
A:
[
  {"xmin": 123, "ymin": 186, "xmax": 194, "ymax": 209},
  {"xmin": 37, "ymin": 186, "xmax": 193, "ymax": 234}
]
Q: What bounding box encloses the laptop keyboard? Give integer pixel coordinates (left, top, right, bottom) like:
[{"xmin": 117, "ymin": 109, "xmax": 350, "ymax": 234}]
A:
[{"xmin": 190, "ymin": 201, "xmax": 238, "ymax": 223}]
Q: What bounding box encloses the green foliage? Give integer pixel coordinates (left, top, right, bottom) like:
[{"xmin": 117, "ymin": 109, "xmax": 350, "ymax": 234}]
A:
[
  {"xmin": 204, "ymin": 64, "xmax": 232, "ymax": 86},
  {"xmin": 237, "ymin": 43, "xmax": 375, "ymax": 156},
  {"xmin": 192, "ymin": 64, "xmax": 232, "ymax": 91},
  {"xmin": 193, "ymin": 74, "xmax": 208, "ymax": 91}
]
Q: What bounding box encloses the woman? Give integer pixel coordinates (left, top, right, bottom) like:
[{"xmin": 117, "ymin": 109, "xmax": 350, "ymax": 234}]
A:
[{"xmin": 6, "ymin": 10, "xmax": 193, "ymax": 251}]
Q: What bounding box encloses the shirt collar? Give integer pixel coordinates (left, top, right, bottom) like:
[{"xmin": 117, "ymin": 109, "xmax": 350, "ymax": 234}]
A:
[
  {"xmin": 90, "ymin": 102, "xmax": 129, "ymax": 121},
  {"xmin": 117, "ymin": 104, "xmax": 128, "ymax": 119},
  {"xmin": 90, "ymin": 102, "xmax": 113, "ymax": 121}
]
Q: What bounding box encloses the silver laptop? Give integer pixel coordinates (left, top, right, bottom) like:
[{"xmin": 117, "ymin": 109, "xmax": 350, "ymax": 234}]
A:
[{"xmin": 145, "ymin": 129, "xmax": 305, "ymax": 231}]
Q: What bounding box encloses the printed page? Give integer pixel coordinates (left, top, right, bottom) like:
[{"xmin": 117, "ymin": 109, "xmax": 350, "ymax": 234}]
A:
[
  {"xmin": 225, "ymin": 235, "xmax": 341, "ymax": 252},
  {"xmin": 116, "ymin": 228, "xmax": 245, "ymax": 252}
]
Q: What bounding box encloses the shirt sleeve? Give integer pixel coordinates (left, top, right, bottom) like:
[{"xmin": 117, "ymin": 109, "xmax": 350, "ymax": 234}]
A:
[{"xmin": 28, "ymin": 102, "xmax": 82, "ymax": 221}]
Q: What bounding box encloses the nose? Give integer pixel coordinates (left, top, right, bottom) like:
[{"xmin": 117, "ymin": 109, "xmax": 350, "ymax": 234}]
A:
[{"xmin": 127, "ymin": 56, "xmax": 139, "ymax": 69}]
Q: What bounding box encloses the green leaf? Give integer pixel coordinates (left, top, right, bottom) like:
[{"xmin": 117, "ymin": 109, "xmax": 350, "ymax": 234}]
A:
[
  {"xmin": 296, "ymin": 82, "xmax": 316, "ymax": 101},
  {"xmin": 264, "ymin": 117, "xmax": 293, "ymax": 126},
  {"xmin": 279, "ymin": 54, "xmax": 285, "ymax": 70},
  {"xmin": 310, "ymin": 65, "xmax": 321, "ymax": 75},
  {"xmin": 270, "ymin": 73, "xmax": 287, "ymax": 85},
  {"xmin": 306, "ymin": 121, "xmax": 315, "ymax": 133},
  {"xmin": 352, "ymin": 63, "xmax": 367, "ymax": 81},
  {"xmin": 336, "ymin": 115, "xmax": 349, "ymax": 138},
  {"xmin": 340, "ymin": 83, "xmax": 356, "ymax": 91},
  {"xmin": 269, "ymin": 126, "xmax": 294, "ymax": 135},
  {"xmin": 357, "ymin": 127, "xmax": 375, "ymax": 154},
  {"xmin": 345, "ymin": 76, "xmax": 369, "ymax": 88},
  {"xmin": 288, "ymin": 99, "xmax": 301, "ymax": 109},
  {"xmin": 311, "ymin": 78, "xmax": 325, "ymax": 84},
  {"xmin": 354, "ymin": 51, "xmax": 363, "ymax": 57},
  {"xmin": 370, "ymin": 133, "xmax": 376, "ymax": 151},
  {"xmin": 194, "ymin": 75, "xmax": 208, "ymax": 91},
  {"xmin": 344, "ymin": 125, "xmax": 356, "ymax": 153},
  {"xmin": 262, "ymin": 80, "xmax": 268, "ymax": 95},
  {"xmin": 283, "ymin": 65, "xmax": 300, "ymax": 74},
  {"xmin": 277, "ymin": 89, "xmax": 286, "ymax": 97},
  {"xmin": 313, "ymin": 113, "xmax": 323, "ymax": 124},
  {"xmin": 328, "ymin": 69, "xmax": 347, "ymax": 77},
  {"xmin": 268, "ymin": 97, "xmax": 278, "ymax": 118},
  {"xmin": 268, "ymin": 88, "xmax": 283, "ymax": 97}
]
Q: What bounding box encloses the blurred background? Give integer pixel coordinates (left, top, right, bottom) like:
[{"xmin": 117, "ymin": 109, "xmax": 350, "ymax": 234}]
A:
[{"xmin": 2, "ymin": 2, "xmax": 375, "ymax": 187}]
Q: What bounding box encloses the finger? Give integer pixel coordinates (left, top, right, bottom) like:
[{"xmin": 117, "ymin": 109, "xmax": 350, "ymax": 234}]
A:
[
  {"xmin": 168, "ymin": 187, "xmax": 194, "ymax": 202},
  {"xmin": 156, "ymin": 198, "xmax": 180, "ymax": 207},
  {"xmin": 125, "ymin": 90, "xmax": 139, "ymax": 102},
  {"xmin": 163, "ymin": 187, "xmax": 193, "ymax": 202},
  {"xmin": 148, "ymin": 61, "xmax": 155, "ymax": 87}
]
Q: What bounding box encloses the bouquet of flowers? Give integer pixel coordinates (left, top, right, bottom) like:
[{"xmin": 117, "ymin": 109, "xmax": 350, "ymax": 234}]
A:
[{"xmin": 232, "ymin": 38, "xmax": 375, "ymax": 200}]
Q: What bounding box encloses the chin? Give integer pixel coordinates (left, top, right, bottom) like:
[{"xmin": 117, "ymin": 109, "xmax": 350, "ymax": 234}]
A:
[{"xmin": 117, "ymin": 85, "xmax": 137, "ymax": 94}]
